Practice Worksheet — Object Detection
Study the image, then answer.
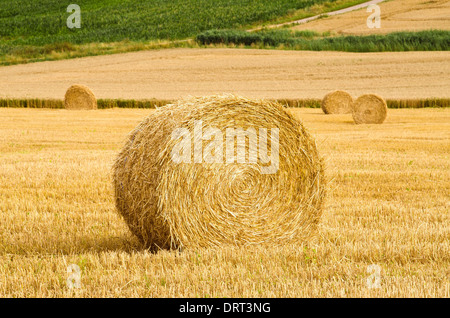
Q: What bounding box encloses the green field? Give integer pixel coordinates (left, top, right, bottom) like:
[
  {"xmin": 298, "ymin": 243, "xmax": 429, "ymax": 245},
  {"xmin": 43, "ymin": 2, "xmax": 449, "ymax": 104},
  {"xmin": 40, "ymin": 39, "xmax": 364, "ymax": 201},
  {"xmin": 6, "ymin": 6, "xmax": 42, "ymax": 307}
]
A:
[
  {"xmin": 0, "ymin": 0, "xmax": 366, "ymax": 65},
  {"xmin": 1, "ymin": 0, "xmax": 338, "ymax": 43}
]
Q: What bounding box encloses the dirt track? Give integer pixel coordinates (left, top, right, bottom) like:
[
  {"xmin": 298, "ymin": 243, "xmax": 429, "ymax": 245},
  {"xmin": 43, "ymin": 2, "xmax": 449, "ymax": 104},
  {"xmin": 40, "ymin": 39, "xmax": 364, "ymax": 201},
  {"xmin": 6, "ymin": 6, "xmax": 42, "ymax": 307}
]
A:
[
  {"xmin": 0, "ymin": 48, "xmax": 449, "ymax": 100},
  {"xmin": 291, "ymin": 0, "xmax": 450, "ymax": 35}
]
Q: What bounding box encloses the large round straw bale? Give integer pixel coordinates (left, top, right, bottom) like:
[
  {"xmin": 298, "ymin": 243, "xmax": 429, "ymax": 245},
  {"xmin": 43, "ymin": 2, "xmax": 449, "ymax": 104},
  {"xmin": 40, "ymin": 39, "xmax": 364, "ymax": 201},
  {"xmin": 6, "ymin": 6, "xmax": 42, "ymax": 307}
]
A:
[
  {"xmin": 321, "ymin": 90, "xmax": 353, "ymax": 114},
  {"xmin": 113, "ymin": 94, "xmax": 326, "ymax": 250},
  {"xmin": 64, "ymin": 84, "xmax": 97, "ymax": 110},
  {"xmin": 352, "ymin": 94, "xmax": 387, "ymax": 124}
]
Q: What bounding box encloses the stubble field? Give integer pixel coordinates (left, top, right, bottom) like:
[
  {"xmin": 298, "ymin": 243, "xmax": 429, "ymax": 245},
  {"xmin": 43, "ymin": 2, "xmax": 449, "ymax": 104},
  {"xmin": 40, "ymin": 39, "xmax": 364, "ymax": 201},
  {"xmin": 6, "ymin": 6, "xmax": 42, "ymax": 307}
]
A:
[
  {"xmin": 0, "ymin": 107, "xmax": 448, "ymax": 297},
  {"xmin": 0, "ymin": 49, "xmax": 449, "ymax": 101}
]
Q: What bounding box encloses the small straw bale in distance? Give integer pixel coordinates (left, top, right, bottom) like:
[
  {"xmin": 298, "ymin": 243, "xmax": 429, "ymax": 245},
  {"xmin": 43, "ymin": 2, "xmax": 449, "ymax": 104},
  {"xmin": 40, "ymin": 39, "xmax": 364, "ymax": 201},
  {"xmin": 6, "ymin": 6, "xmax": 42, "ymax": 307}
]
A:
[
  {"xmin": 64, "ymin": 84, "xmax": 97, "ymax": 110},
  {"xmin": 352, "ymin": 94, "xmax": 388, "ymax": 124},
  {"xmin": 321, "ymin": 90, "xmax": 354, "ymax": 114},
  {"xmin": 113, "ymin": 94, "xmax": 326, "ymax": 250}
]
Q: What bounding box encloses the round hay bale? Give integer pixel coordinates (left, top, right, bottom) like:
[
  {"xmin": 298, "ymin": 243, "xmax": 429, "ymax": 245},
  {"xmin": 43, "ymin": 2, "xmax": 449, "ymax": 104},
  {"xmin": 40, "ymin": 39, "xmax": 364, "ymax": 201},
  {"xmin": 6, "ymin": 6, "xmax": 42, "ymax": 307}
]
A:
[
  {"xmin": 352, "ymin": 94, "xmax": 387, "ymax": 124},
  {"xmin": 64, "ymin": 84, "xmax": 97, "ymax": 110},
  {"xmin": 113, "ymin": 94, "xmax": 326, "ymax": 250},
  {"xmin": 321, "ymin": 90, "xmax": 354, "ymax": 114}
]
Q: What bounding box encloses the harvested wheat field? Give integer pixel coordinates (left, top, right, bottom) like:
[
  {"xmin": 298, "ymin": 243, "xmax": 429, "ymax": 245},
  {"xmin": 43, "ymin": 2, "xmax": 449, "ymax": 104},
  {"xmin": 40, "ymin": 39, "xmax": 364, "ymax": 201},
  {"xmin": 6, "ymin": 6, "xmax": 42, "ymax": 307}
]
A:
[
  {"xmin": 0, "ymin": 49, "xmax": 449, "ymax": 100},
  {"xmin": 0, "ymin": 107, "xmax": 448, "ymax": 297},
  {"xmin": 291, "ymin": 0, "xmax": 450, "ymax": 35}
]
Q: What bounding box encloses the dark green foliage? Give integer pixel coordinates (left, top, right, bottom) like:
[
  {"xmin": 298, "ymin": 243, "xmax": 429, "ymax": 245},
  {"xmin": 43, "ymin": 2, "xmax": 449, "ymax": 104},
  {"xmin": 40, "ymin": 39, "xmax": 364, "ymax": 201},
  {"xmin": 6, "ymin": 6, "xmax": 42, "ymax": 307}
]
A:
[{"xmin": 196, "ymin": 29, "xmax": 450, "ymax": 52}]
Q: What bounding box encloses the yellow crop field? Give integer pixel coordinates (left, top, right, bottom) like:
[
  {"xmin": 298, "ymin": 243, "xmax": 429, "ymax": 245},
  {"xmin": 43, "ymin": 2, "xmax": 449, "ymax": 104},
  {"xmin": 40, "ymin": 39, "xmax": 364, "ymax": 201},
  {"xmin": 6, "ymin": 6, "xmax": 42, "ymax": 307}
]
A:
[
  {"xmin": 291, "ymin": 0, "xmax": 450, "ymax": 35},
  {"xmin": 1, "ymin": 107, "xmax": 448, "ymax": 297}
]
